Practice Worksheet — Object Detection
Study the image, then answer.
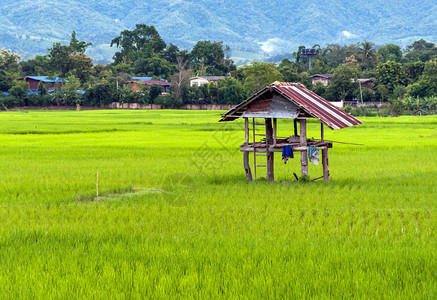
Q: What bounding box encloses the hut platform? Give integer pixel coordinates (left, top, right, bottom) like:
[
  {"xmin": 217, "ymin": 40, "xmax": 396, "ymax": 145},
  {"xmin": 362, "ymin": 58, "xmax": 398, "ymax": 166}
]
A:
[{"xmin": 240, "ymin": 141, "xmax": 333, "ymax": 153}]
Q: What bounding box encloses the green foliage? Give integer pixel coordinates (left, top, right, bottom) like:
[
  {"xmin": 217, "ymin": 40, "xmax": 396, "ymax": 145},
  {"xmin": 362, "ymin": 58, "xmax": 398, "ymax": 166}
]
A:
[
  {"xmin": 342, "ymin": 105, "xmax": 353, "ymax": 113},
  {"xmin": 19, "ymin": 55, "xmax": 51, "ymax": 76},
  {"xmin": 0, "ymin": 48, "xmax": 20, "ymax": 73},
  {"xmin": 134, "ymin": 55, "xmax": 174, "ymax": 79},
  {"xmin": 48, "ymin": 31, "xmax": 93, "ymax": 78},
  {"xmin": 190, "ymin": 41, "xmax": 235, "ymax": 75},
  {"xmin": 374, "ymin": 61, "xmax": 408, "ymax": 93},
  {"xmin": 388, "ymin": 98, "xmax": 404, "ymax": 116},
  {"xmin": 350, "ymin": 106, "xmax": 377, "ymax": 117},
  {"xmin": 217, "ymin": 77, "xmax": 245, "ymax": 104},
  {"xmin": 58, "ymin": 75, "xmax": 83, "ymax": 105},
  {"xmin": 326, "ymin": 64, "xmax": 359, "ymax": 101},
  {"xmin": 404, "ymin": 39, "xmax": 437, "ymax": 62},
  {"xmin": 111, "ymin": 24, "xmax": 166, "ymax": 65},
  {"xmin": 377, "ymin": 44, "xmax": 402, "ymax": 63},
  {"xmin": 148, "ymin": 84, "xmax": 163, "ymax": 103},
  {"xmin": 85, "ymin": 78, "xmax": 115, "ymax": 106},
  {"xmin": 154, "ymin": 94, "xmax": 182, "ymax": 108},
  {"xmin": 37, "ymin": 81, "xmax": 47, "ymax": 95},
  {"xmin": 403, "ymin": 61, "xmax": 425, "ymax": 82},
  {"xmin": 0, "ymin": 70, "xmax": 12, "ymax": 91},
  {"xmin": 240, "ymin": 62, "xmax": 283, "ymax": 95},
  {"xmin": 69, "ymin": 30, "xmax": 92, "ymax": 54},
  {"xmin": 298, "ymin": 174, "xmax": 310, "ymax": 183},
  {"xmin": 359, "ymin": 41, "xmax": 377, "ymax": 70},
  {"xmin": 8, "ymin": 86, "xmax": 25, "ymax": 102}
]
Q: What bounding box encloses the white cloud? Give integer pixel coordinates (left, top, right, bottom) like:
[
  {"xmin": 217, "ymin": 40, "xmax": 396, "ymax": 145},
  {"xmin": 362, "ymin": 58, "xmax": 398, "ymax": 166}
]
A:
[
  {"xmin": 258, "ymin": 38, "xmax": 285, "ymax": 53},
  {"xmin": 342, "ymin": 31, "xmax": 357, "ymax": 39}
]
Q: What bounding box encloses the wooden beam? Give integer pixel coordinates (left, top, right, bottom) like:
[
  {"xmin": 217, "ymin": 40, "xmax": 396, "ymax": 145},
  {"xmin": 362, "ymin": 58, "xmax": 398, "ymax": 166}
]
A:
[
  {"xmin": 273, "ymin": 118, "xmax": 277, "ymax": 146},
  {"xmin": 322, "ymin": 148, "xmax": 330, "ymax": 182},
  {"xmin": 294, "ymin": 119, "xmax": 298, "ymax": 136},
  {"xmin": 299, "ymin": 119, "xmax": 308, "ymax": 176},
  {"xmin": 253, "ymin": 118, "xmax": 257, "ymax": 179},
  {"xmin": 265, "ymin": 118, "xmax": 274, "ymax": 181},
  {"xmin": 240, "ymin": 145, "xmax": 327, "ymax": 152},
  {"xmin": 244, "ymin": 118, "xmax": 249, "ymax": 145},
  {"xmin": 243, "ymin": 151, "xmax": 253, "ymax": 181},
  {"xmin": 265, "ymin": 118, "xmax": 273, "ymax": 144},
  {"xmin": 321, "ymin": 123, "xmax": 324, "ymax": 141}
]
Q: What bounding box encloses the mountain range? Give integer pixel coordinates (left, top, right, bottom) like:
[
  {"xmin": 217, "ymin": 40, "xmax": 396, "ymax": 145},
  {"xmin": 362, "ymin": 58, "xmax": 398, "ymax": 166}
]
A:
[{"xmin": 1, "ymin": 0, "xmax": 436, "ymax": 64}]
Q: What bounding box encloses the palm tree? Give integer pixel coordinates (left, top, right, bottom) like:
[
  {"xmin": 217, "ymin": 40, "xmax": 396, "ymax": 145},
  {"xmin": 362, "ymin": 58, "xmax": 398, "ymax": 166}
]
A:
[{"xmin": 360, "ymin": 41, "xmax": 376, "ymax": 70}]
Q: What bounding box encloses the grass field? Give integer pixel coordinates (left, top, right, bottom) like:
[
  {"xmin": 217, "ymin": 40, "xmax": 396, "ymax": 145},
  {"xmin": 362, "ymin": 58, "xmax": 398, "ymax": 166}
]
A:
[{"xmin": 0, "ymin": 110, "xmax": 436, "ymax": 298}]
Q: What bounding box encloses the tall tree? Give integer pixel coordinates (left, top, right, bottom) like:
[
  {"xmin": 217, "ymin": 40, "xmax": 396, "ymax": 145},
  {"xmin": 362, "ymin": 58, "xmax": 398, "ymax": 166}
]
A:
[
  {"xmin": 189, "ymin": 41, "xmax": 235, "ymax": 75},
  {"xmin": 240, "ymin": 62, "xmax": 283, "ymax": 95},
  {"xmin": 69, "ymin": 30, "xmax": 92, "ymax": 54},
  {"xmin": 48, "ymin": 31, "xmax": 92, "ymax": 77},
  {"xmin": 374, "ymin": 61, "xmax": 408, "ymax": 93},
  {"xmin": 359, "ymin": 41, "xmax": 377, "ymax": 70},
  {"xmin": 110, "ymin": 24, "xmax": 166, "ymax": 65},
  {"xmin": 171, "ymin": 56, "xmax": 191, "ymax": 100},
  {"xmin": 377, "ymin": 44, "xmax": 402, "ymax": 63},
  {"xmin": 0, "ymin": 48, "xmax": 20, "ymax": 73},
  {"xmin": 404, "ymin": 39, "xmax": 437, "ymax": 62}
]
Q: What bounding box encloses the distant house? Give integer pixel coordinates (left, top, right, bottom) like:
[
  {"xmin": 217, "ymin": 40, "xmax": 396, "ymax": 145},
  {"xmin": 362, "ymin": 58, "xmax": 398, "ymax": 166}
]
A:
[
  {"xmin": 16, "ymin": 76, "xmax": 63, "ymax": 91},
  {"xmin": 310, "ymin": 74, "xmax": 333, "ymax": 86},
  {"xmin": 190, "ymin": 76, "xmax": 226, "ymax": 87},
  {"xmin": 126, "ymin": 78, "xmax": 172, "ymax": 94},
  {"xmin": 355, "ymin": 78, "xmax": 374, "ymax": 90}
]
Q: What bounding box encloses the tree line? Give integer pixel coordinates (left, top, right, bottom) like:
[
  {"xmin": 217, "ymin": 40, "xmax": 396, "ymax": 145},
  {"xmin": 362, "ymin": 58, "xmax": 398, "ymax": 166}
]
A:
[{"xmin": 0, "ymin": 24, "xmax": 436, "ymax": 114}]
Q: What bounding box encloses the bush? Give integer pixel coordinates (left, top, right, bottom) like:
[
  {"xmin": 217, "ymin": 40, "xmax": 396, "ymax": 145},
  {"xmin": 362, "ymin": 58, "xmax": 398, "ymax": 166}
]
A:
[
  {"xmin": 342, "ymin": 105, "xmax": 353, "ymax": 114},
  {"xmin": 351, "ymin": 106, "xmax": 377, "ymax": 117},
  {"xmin": 0, "ymin": 95, "xmax": 23, "ymax": 108},
  {"xmin": 154, "ymin": 94, "xmax": 182, "ymax": 108},
  {"xmin": 378, "ymin": 105, "xmax": 391, "ymax": 117}
]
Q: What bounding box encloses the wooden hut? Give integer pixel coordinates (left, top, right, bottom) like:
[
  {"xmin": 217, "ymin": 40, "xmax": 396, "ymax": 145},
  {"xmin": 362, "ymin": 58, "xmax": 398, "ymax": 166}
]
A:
[{"xmin": 220, "ymin": 81, "xmax": 362, "ymax": 182}]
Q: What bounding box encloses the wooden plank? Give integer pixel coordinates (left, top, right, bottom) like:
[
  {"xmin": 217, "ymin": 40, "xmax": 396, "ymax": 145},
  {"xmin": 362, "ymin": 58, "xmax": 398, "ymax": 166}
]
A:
[
  {"xmin": 253, "ymin": 118, "xmax": 257, "ymax": 179},
  {"xmin": 311, "ymin": 176, "xmax": 324, "ymax": 182},
  {"xmin": 265, "ymin": 118, "xmax": 273, "ymax": 145},
  {"xmin": 244, "ymin": 118, "xmax": 249, "ymax": 145},
  {"xmin": 299, "ymin": 119, "xmax": 308, "ymax": 176},
  {"xmin": 239, "ymin": 145, "xmax": 327, "ymax": 152},
  {"xmin": 294, "ymin": 119, "xmax": 298, "ymax": 136},
  {"xmin": 321, "ymin": 123, "xmax": 324, "ymax": 141},
  {"xmin": 243, "ymin": 151, "xmax": 253, "ymax": 181},
  {"xmin": 322, "ymin": 148, "xmax": 330, "ymax": 182},
  {"xmin": 273, "ymin": 118, "xmax": 277, "ymax": 146},
  {"xmin": 265, "ymin": 118, "xmax": 274, "ymax": 181}
]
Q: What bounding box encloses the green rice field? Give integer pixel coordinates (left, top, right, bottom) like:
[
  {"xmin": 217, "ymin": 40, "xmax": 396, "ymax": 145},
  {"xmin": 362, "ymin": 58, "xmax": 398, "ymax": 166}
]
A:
[{"xmin": 0, "ymin": 110, "xmax": 436, "ymax": 298}]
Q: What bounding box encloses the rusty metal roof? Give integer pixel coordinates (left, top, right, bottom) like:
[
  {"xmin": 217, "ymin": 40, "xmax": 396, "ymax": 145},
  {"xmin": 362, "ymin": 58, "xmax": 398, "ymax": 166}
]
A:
[{"xmin": 220, "ymin": 81, "xmax": 362, "ymax": 130}]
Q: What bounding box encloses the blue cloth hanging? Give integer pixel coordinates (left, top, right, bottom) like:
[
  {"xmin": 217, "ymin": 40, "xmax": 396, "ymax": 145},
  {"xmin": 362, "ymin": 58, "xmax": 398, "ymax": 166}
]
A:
[
  {"xmin": 282, "ymin": 145, "xmax": 293, "ymax": 164},
  {"xmin": 307, "ymin": 146, "xmax": 320, "ymax": 165}
]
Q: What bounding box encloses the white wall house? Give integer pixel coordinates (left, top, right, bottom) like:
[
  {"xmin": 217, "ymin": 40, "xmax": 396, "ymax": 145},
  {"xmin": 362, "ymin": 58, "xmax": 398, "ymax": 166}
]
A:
[{"xmin": 189, "ymin": 76, "xmax": 226, "ymax": 87}]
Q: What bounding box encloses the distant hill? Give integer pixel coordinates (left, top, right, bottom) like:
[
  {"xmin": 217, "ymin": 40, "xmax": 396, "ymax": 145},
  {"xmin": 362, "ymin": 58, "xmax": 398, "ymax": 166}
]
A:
[{"xmin": 1, "ymin": 0, "xmax": 436, "ymax": 64}]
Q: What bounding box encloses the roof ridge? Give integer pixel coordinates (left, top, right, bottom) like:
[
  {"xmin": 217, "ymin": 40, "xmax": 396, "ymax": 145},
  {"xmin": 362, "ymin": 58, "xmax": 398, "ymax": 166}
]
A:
[{"xmin": 270, "ymin": 81, "xmax": 306, "ymax": 88}]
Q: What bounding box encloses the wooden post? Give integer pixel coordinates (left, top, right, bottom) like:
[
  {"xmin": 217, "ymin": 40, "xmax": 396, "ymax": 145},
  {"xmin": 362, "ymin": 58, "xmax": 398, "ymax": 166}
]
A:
[
  {"xmin": 294, "ymin": 119, "xmax": 298, "ymax": 136},
  {"xmin": 265, "ymin": 118, "xmax": 274, "ymax": 181},
  {"xmin": 243, "ymin": 151, "xmax": 253, "ymax": 181},
  {"xmin": 253, "ymin": 118, "xmax": 257, "ymax": 179},
  {"xmin": 321, "ymin": 123, "xmax": 324, "ymax": 141},
  {"xmin": 244, "ymin": 118, "xmax": 249, "ymax": 145},
  {"xmin": 322, "ymin": 148, "xmax": 330, "ymax": 181},
  {"xmin": 273, "ymin": 118, "xmax": 277, "ymax": 146},
  {"xmin": 299, "ymin": 119, "xmax": 308, "ymax": 176}
]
